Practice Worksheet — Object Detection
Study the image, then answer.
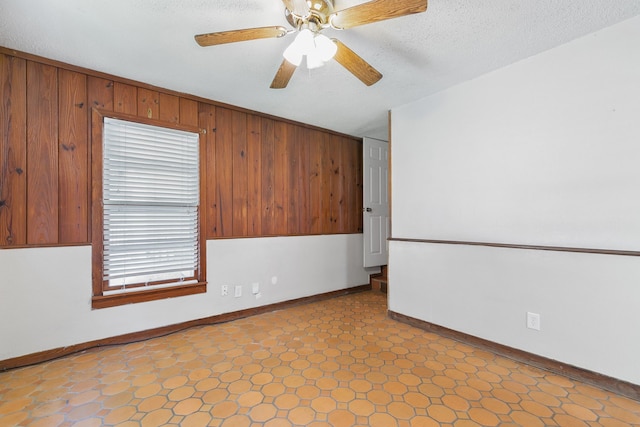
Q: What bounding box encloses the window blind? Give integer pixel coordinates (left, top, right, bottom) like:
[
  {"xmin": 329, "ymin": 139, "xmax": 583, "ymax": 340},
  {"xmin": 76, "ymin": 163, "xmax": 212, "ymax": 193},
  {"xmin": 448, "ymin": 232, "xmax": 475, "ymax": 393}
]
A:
[{"xmin": 103, "ymin": 117, "xmax": 200, "ymax": 289}]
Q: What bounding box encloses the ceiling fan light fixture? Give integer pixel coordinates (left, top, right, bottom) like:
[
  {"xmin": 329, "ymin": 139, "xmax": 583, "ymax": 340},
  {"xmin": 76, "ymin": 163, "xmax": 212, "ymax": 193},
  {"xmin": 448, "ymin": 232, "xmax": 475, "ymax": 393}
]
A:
[
  {"xmin": 283, "ymin": 27, "xmax": 335, "ymax": 68},
  {"xmin": 283, "ymin": 28, "xmax": 314, "ymax": 65},
  {"xmin": 314, "ymin": 33, "xmax": 337, "ymax": 61},
  {"xmin": 283, "ymin": 43, "xmax": 303, "ymax": 66},
  {"xmin": 306, "ymin": 49, "xmax": 324, "ymax": 69},
  {"xmin": 296, "ymin": 28, "xmax": 315, "ymax": 52}
]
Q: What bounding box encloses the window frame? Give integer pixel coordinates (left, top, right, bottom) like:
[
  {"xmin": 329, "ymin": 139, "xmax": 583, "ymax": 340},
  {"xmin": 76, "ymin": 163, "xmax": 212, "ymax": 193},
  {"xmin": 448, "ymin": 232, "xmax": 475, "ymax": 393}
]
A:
[{"xmin": 91, "ymin": 109, "xmax": 207, "ymax": 309}]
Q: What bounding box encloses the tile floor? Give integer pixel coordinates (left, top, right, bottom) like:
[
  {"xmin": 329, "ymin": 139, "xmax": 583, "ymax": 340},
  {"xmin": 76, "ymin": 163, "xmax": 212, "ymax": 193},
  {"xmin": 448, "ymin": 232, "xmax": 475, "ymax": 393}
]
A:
[{"xmin": 1, "ymin": 291, "xmax": 639, "ymax": 427}]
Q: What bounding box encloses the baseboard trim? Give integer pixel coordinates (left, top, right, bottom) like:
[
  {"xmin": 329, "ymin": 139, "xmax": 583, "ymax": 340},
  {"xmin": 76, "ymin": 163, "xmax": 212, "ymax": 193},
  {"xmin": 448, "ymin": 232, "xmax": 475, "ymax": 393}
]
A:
[
  {"xmin": 0, "ymin": 284, "xmax": 371, "ymax": 371},
  {"xmin": 388, "ymin": 310, "xmax": 640, "ymax": 402}
]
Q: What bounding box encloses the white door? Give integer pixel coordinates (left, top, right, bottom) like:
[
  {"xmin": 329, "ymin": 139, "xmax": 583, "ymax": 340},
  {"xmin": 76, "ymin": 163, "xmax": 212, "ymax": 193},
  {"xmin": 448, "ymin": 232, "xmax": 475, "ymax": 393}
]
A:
[{"xmin": 363, "ymin": 137, "xmax": 389, "ymax": 267}]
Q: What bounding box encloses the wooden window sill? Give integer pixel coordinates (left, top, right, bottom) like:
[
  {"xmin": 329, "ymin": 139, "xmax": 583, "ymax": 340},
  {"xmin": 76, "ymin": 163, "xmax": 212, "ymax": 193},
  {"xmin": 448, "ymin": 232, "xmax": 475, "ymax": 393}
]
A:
[{"xmin": 92, "ymin": 282, "xmax": 207, "ymax": 309}]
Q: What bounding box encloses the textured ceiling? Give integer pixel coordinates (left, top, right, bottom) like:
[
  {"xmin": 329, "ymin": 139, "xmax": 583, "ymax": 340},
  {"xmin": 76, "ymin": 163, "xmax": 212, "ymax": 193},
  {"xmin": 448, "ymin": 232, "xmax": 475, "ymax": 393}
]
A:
[{"xmin": 1, "ymin": 0, "xmax": 639, "ymax": 138}]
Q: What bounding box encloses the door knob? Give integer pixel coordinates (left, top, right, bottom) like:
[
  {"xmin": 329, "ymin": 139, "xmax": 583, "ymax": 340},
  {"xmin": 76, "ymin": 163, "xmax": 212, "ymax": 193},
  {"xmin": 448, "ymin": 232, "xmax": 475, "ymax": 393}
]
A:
[{"xmin": 363, "ymin": 207, "xmax": 372, "ymax": 212}]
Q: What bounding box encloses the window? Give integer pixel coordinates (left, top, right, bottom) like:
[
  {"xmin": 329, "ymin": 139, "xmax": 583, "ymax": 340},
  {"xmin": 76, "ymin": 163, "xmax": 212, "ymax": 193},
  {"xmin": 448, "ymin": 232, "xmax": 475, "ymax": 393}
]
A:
[{"xmin": 92, "ymin": 113, "xmax": 206, "ymax": 308}]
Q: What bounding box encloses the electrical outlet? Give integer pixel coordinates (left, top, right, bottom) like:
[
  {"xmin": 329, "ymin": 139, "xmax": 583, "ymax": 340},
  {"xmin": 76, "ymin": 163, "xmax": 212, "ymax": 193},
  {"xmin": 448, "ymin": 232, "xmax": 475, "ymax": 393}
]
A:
[
  {"xmin": 221, "ymin": 285, "xmax": 228, "ymax": 296},
  {"xmin": 234, "ymin": 285, "xmax": 242, "ymax": 298},
  {"xmin": 527, "ymin": 312, "xmax": 541, "ymax": 331}
]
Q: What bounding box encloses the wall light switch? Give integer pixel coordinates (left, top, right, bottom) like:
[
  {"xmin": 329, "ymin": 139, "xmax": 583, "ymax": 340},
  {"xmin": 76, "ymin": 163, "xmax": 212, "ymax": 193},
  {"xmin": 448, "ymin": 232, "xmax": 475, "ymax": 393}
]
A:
[
  {"xmin": 252, "ymin": 282, "xmax": 260, "ymax": 294},
  {"xmin": 234, "ymin": 285, "xmax": 242, "ymax": 298}
]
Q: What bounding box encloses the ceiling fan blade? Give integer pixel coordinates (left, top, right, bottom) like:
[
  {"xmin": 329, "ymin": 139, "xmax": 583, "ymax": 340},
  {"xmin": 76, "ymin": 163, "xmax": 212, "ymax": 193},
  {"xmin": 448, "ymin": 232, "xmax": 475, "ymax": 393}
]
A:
[
  {"xmin": 195, "ymin": 26, "xmax": 288, "ymax": 47},
  {"xmin": 332, "ymin": 39, "xmax": 382, "ymax": 86},
  {"xmin": 270, "ymin": 59, "xmax": 298, "ymax": 89},
  {"xmin": 282, "ymin": 0, "xmax": 310, "ymax": 18},
  {"xmin": 330, "ymin": 0, "xmax": 427, "ymax": 29}
]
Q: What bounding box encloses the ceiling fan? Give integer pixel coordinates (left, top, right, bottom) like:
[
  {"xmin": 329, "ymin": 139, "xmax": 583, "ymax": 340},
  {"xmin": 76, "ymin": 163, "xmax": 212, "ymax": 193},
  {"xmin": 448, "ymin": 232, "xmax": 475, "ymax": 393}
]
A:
[{"xmin": 194, "ymin": 0, "xmax": 428, "ymax": 89}]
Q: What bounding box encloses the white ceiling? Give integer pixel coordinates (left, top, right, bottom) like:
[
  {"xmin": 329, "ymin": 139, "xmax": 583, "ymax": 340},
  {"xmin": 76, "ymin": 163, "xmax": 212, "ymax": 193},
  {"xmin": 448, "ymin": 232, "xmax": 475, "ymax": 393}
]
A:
[{"xmin": 1, "ymin": 0, "xmax": 639, "ymax": 139}]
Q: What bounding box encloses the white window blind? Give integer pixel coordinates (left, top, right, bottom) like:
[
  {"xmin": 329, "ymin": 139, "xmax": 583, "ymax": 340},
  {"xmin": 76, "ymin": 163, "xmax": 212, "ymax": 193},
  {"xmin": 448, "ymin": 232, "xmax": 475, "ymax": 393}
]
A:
[{"xmin": 102, "ymin": 117, "xmax": 200, "ymax": 290}]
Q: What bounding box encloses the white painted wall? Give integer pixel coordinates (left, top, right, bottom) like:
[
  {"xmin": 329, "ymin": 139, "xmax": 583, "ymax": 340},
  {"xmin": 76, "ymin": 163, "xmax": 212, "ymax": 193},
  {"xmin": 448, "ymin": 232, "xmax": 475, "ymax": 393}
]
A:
[
  {"xmin": 0, "ymin": 234, "xmax": 370, "ymax": 361},
  {"xmin": 389, "ymin": 16, "xmax": 640, "ymax": 384}
]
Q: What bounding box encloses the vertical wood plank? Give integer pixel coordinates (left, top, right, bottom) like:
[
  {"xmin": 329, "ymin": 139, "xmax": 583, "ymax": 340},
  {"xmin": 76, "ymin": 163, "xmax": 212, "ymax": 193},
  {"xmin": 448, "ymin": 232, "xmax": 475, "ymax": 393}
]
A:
[
  {"xmin": 320, "ymin": 133, "xmax": 332, "ymax": 234},
  {"xmin": 199, "ymin": 103, "xmax": 218, "ymax": 238},
  {"xmin": 0, "ymin": 54, "xmax": 27, "ymax": 246},
  {"xmin": 355, "ymin": 138, "xmax": 363, "ymax": 233},
  {"xmin": 180, "ymin": 98, "xmax": 198, "ymax": 127},
  {"xmin": 26, "ymin": 61, "xmax": 59, "ymax": 244},
  {"xmin": 113, "ymin": 82, "xmax": 137, "ymax": 114},
  {"xmin": 232, "ymin": 110, "xmax": 248, "ymax": 237},
  {"xmin": 341, "ymin": 137, "xmax": 355, "ymax": 233},
  {"xmin": 247, "ymin": 114, "xmax": 262, "ymax": 236},
  {"xmin": 159, "ymin": 92, "xmax": 180, "ymax": 124},
  {"xmin": 87, "ymin": 76, "xmax": 114, "ymax": 111},
  {"xmin": 58, "ymin": 69, "xmax": 89, "ymax": 243},
  {"xmin": 340, "ymin": 137, "xmax": 349, "ymax": 233},
  {"xmin": 87, "ymin": 76, "xmax": 113, "ymax": 244},
  {"xmin": 215, "ymin": 107, "xmax": 233, "ymax": 237},
  {"xmin": 297, "ymin": 126, "xmax": 310, "ymax": 235},
  {"xmin": 273, "ymin": 120, "xmax": 288, "ymax": 235},
  {"xmin": 261, "ymin": 118, "xmax": 275, "ymax": 235},
  {"xmin": 329, "ymin": 135, "xmax": 342, "ymax": 234},
  {"xmin": 308, "ymin": 129, "xmax": 323, "ymax": 235},
  {"xmin": 137, "ymin": 88, "xmax": 159, "ymax": 119},
  {"xmin": 286, "ymin": 124, "xmax": 299, "ymax": 235}
]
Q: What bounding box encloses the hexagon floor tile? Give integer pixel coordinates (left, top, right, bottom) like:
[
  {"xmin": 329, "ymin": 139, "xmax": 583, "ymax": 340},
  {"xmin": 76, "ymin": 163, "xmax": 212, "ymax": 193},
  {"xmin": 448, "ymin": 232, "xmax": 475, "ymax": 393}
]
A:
[{"xmin": 1, "ymin": 292, "xmax": 639, "ymax": 426}]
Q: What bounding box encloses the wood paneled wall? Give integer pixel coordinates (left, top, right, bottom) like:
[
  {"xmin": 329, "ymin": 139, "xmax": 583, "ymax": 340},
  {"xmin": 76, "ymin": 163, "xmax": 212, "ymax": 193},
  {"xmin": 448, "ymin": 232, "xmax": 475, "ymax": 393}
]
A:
[{"xmin": 0, "ymin": 50, "xmax": 362, "ymax": 248}]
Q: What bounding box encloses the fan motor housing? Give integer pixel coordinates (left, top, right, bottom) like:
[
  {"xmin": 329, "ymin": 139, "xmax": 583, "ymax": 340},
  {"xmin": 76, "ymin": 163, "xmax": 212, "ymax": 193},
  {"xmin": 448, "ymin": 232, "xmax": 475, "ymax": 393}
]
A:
[{"xmin": 286, "ymin": 0, "xmax": 335, "ymax": 29}]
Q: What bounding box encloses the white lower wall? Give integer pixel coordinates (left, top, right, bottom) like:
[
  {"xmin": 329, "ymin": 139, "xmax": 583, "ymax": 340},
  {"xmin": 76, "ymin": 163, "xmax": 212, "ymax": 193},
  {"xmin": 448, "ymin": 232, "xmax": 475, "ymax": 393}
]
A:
[
  {"xmin": 0, "ymin": 234, "xmax": 370, "ymax": 361},
  {"xmin": 388, "ymin": 240, "xmax": 640, "ymax": 384}
]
